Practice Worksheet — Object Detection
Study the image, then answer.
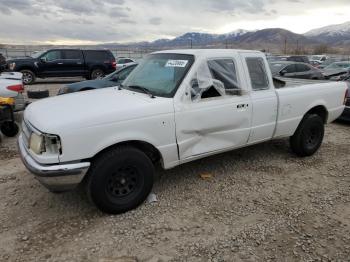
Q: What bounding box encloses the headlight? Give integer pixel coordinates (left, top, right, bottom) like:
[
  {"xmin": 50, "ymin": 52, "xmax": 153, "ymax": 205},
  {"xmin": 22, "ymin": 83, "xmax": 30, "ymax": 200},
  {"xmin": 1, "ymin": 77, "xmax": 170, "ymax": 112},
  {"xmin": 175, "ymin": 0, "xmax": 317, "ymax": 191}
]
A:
[
  {"xmin": 29, "ymin": 133, "xmax": 44, "ymax": 154},
  {"xmin": 9, "ymin": 62, "xmax": 16, "ymax": 71},
  {"xmin": 29, "ymin": 133, "xmax": 61, "ymax": 155}
]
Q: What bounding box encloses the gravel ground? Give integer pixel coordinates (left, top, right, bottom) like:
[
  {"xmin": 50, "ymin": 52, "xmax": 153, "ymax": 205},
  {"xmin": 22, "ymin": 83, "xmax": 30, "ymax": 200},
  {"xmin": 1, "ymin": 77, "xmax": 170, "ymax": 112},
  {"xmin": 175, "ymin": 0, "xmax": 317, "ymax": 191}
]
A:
[{"xmin": 0, "ymin": 81, "xmax": 350, "ymax": 261}]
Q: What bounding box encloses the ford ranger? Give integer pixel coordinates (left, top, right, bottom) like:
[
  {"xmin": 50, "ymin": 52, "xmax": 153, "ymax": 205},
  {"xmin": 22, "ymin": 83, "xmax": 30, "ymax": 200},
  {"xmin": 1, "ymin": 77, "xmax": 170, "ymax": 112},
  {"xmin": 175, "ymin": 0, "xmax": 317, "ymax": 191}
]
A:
[{"xmin": 18, "ymin": 50, "xmax": 348, "ymax": 214}]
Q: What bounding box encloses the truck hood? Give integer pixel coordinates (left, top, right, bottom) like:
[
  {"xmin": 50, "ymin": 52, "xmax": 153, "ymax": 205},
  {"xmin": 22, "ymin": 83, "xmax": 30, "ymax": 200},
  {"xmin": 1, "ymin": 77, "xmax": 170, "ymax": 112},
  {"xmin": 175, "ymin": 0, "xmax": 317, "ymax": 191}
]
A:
[
  {"xmin": 66, "ymin": 79, "xmax": 116, "ymax": 90},
  {"xmin": 24, "ymin": 87, "xmax": 174, "ymax": 134},
  {"xmin": 7, "ymin": 57, "xmax": 35, "ymax": 63}
]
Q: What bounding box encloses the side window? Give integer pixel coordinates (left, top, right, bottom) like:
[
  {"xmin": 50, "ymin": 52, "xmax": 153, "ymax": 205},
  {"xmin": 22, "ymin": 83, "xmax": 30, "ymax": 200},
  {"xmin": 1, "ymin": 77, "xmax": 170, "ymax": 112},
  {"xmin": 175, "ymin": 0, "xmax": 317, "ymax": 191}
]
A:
[
  {"xmin": 284, "ymin": 65, "xmax": 296, "ymax": 73},
  {"xmin": 296, "ymin": 64, "xmax": 311, "ymax": 72},
  {"xmin": 118, "ymin": 59, "xmax": 126, "ymax": 64},
  {"xmin": 125, "ymin": 59, "xmax": 133, "ymax": 63},
  {"xmin": 85, "ymin": 51, "xmax": 109, "ymax": 61},
  {"xmin": 246, "ymin": 57, "xmax": 269, "ymax": 90},
  {"xmin": 43, "ymin": 51, "xmax": 62, "ymax": 61},
  {"xmin": 207, "ymin": 59, "xmax": 240, "ymax": 94},
  {"xmin": 63, "ymin": 50, "xmax": 82, "ymax": 60}
]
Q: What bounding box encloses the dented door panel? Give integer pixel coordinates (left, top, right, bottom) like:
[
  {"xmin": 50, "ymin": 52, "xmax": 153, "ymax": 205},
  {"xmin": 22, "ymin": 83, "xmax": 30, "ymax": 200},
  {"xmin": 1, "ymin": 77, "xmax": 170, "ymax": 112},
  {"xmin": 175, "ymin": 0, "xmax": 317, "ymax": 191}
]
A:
[{"xmin": 175, "ymin": 97, "xmax": 252, "ymax": 159}]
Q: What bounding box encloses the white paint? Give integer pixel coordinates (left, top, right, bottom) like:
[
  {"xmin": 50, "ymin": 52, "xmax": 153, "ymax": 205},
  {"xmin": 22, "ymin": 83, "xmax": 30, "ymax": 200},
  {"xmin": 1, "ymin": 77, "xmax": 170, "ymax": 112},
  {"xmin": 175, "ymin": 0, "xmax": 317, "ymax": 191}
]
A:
[{"xmin": 20, "ymin": 49, "xmax": 348, "ymax": 171}]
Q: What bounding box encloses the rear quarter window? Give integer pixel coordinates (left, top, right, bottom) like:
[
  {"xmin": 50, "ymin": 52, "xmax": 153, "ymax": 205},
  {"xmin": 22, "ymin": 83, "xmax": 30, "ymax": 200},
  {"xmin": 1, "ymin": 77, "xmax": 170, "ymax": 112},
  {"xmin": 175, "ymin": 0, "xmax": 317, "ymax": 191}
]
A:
[{"xmin": 84, "ymin": 51, "xmax": 113, "ymax": 61}]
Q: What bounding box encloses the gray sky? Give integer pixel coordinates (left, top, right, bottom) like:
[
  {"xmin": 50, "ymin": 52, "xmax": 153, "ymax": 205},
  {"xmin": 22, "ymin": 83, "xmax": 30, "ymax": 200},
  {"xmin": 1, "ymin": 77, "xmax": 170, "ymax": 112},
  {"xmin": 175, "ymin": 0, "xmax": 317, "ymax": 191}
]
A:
[{"xmin": 0, "ymin": 0, "xmax": 349, "ymax": 45}]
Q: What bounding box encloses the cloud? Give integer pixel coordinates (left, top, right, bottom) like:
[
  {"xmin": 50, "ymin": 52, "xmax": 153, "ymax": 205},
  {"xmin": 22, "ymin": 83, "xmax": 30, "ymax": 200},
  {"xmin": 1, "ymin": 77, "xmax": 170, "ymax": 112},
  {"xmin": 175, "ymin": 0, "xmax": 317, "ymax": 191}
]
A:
[
  {"xmin": 149, "ymin": 17, "xmax": 162, "ymax": 25},
  {"xmin": 0, "ymin": 0, "xmax": 350, "ymax": 44}
]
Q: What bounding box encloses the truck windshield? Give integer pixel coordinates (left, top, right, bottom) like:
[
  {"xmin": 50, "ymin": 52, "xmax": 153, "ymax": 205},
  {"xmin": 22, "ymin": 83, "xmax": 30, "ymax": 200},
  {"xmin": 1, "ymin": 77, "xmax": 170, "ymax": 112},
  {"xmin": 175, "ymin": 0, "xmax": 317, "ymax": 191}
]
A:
[{"xmin": 123, "ymin": 53, "xmax": 194, "ymax": 97}]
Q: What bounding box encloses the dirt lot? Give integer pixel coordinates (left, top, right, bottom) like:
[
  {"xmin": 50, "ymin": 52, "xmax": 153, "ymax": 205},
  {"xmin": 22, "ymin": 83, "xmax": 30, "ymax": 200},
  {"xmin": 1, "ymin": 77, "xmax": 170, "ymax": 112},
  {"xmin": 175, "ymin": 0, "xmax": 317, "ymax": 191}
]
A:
[{"xmin": 0, "ymin": 81, "xmax": 350, "ymax": 261}]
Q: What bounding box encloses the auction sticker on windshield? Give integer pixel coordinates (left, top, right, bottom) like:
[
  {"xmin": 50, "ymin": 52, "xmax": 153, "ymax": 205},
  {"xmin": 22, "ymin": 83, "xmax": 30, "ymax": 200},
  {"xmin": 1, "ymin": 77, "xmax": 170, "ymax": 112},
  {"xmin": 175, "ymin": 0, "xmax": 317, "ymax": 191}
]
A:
[{"xmin": 165, "ymin": 60, "xmax": 188, "ymax": 68}]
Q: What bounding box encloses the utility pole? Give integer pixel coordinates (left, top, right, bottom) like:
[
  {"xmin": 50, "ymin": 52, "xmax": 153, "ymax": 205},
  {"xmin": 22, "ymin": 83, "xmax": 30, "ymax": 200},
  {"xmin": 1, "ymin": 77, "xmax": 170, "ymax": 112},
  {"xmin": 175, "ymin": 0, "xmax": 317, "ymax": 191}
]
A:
[{"xmin": 284, "ymin": 38, "xmax": 287, "ymax": 55}]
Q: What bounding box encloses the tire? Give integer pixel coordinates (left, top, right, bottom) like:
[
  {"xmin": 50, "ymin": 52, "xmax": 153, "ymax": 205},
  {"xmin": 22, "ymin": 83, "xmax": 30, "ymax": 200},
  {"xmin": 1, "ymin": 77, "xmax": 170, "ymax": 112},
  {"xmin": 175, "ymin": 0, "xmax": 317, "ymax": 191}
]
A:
[
  {"xmin": 21, "ymin": 70, "xmax": 36, "ymax": 85},
  {"xmin": 90, "ymin": 69, "xmax": 105, "ymax": 80},
  {"xmin": 27, "ymin": 90, "xmax": 49, "ymax": 99},
  {"xmin": 290, "ymin": 114, "xmax": 324, "ymax": 157},
  {"xmin": 0, "ymin": 121, "xmax": 19, "ymax": 137},
  {"xmin": 86, "ymin": 146, "xmax": 154, "ymax": 214}
]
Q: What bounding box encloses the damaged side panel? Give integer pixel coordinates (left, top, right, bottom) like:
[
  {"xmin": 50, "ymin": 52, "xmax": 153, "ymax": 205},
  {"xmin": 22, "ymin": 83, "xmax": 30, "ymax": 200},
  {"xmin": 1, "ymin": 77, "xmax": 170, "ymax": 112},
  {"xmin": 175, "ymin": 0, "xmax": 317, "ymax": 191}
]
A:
[{"xmin": 174, "ymin": 57, "xmax": 252, "ymax": 160}]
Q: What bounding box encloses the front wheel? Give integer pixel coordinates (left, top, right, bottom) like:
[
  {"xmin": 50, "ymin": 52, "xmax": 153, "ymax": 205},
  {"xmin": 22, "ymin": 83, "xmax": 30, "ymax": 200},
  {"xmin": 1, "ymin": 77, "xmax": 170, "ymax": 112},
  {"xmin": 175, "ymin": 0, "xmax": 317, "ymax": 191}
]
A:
[
  {"xmin": 290, "ymin": 114, "xmax": 324, "ymax": 157},
  {"xmin": 86, "ymin": 146, "xmax": 154, "ymax": 214}
]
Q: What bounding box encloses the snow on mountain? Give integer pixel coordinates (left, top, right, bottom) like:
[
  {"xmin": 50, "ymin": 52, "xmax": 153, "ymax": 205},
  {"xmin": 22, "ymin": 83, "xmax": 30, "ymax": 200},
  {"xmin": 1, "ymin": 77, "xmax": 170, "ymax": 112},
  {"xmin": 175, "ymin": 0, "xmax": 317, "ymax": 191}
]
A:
[{"xmin": 304, "ymin": 21, "xmax": 350, "ymax": 45}]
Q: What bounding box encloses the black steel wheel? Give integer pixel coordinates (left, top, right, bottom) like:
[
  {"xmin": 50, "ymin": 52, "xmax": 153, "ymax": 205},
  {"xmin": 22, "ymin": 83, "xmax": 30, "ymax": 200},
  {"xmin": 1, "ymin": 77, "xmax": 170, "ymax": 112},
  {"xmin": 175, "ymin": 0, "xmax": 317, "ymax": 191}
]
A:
[
  {"xmin": 0, "ymin": 121, "xmax": 19, "ymax": 137},
  {"xmin": 290, "ymin": 114, "xmax": 324, "ymax": 157},
  {"xmin": 86, "ymin": 146, "xmax": 154, "ymax": 214}
]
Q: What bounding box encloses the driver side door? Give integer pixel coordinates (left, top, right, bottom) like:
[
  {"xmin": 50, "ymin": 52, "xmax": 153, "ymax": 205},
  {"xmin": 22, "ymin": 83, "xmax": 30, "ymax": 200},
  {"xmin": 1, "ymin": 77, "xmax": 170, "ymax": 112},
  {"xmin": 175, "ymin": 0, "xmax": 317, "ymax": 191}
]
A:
[
  {"xmin": 38, "ymin": 50, "xmax": 64, "ymax": 77},
  {"xmin": 175, "ymin": 58, "xmax": 252, "ymax": 160}
]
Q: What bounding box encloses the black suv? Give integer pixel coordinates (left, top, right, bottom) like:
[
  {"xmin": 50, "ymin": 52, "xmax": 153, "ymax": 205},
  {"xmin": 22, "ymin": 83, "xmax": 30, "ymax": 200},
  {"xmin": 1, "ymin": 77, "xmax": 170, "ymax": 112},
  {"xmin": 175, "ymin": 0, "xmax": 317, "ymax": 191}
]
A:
[{"xmin": 6, "ymin": 49, "xmax": 116, "ymax": 84}]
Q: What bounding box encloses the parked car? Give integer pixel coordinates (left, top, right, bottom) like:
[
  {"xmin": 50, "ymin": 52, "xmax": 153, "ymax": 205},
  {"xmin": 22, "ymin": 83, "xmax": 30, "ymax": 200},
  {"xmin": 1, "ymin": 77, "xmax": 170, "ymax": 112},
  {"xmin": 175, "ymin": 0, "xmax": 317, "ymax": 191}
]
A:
[
  {"xmin": 116, "ymin": 57, "xmax": 136, "ymax": 70},
  {"xmin": 0, "ymin": 53, "xmax": 6, "ymax": 73},
  {"xmin": 322, "ymin": 62, "xmax": 350, "ymax": 79},
  {"xmin": 309, "ymin": 60, "xmax": 322, "ymax": 67},
  {"xmin": 310, "ymin": 55, "xmax": 327, "ymax": 64},
  {"xmin": 0, "ymin": 72, "xmax": 26, "ymax": 111},
  {"xmin": 317, "ymin": 58, "xmax": 338, "ymax": 70},
  {"xmin": 269, "ymin": 61, "xmax": 324, "ymax": 79},
  {"xmin": 338, "ymin": 77, "xmax": 350, "ymax": 122},
  {"xmin": 286, "ymin": 56, "xmax": 310, "ymax": 64},
  {"xmin": 6, "ymin": 49, "xmax": 116, "ymax": 85},
  {"xmin": 18, "ymin": 49, "xmax": 347, "ymax": 214},
  {"xmin": 58, "ymin": 63, "xmax": 137, "ymax": 95}
]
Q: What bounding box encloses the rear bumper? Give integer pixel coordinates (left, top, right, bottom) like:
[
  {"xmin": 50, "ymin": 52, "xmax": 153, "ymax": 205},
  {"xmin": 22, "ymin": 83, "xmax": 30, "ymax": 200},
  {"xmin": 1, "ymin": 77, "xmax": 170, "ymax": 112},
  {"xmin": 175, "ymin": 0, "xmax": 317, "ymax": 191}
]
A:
[
  {"xmin": 338, "ymin": 106, "xmax": 350, "ymax": 122},
  {"xmin": 18, "ymin": 134, "xmax": 90, "ymax": 192}
]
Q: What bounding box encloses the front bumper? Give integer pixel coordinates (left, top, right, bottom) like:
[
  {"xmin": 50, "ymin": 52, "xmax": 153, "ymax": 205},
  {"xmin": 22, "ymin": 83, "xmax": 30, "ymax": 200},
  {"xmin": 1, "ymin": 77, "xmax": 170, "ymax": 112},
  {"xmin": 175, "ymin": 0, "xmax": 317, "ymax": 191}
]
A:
[
  {"xmin": 338, "ymin": 106, "xmax": 350, "ymax": 122},
  {"xmin": 18, "ymin": 134, "xmax": 91, "ymax": 192}
]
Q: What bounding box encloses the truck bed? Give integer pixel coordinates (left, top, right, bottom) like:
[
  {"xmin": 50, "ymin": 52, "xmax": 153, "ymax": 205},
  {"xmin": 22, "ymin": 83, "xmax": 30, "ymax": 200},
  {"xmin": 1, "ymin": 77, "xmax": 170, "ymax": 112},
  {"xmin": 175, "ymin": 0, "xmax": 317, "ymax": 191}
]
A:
[{"xmin": 273, "ymin": 77, "xmax": 330, "ymax": 88}]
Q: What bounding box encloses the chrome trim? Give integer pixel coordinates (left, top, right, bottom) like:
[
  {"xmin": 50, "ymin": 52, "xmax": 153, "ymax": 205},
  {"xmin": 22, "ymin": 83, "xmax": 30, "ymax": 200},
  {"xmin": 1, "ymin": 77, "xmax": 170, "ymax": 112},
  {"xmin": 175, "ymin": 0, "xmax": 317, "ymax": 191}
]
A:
[{"xmin": 18, "ymin": 135, "xmax": 90, "ymax": 191}]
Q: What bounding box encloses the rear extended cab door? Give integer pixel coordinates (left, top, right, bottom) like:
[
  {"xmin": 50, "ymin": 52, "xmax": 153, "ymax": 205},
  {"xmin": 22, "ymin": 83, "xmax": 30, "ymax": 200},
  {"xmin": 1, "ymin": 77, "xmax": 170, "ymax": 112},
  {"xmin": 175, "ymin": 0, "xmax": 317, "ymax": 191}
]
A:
[
  {"xmin": 173, "ymin": 53, "xmax": 252, "ymax": 162},
  {"xmin": 239, "ymin": 52, "xmax": 278, "ymax": 144}
]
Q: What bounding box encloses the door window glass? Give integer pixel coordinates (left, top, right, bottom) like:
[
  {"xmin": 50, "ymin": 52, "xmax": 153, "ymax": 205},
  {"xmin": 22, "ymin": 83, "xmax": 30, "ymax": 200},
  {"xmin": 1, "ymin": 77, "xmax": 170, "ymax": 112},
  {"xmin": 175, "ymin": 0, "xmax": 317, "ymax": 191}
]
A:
[
  {"xmin": 63, "ymin": 50, "xmax": 82, "ymax": 60},
  {"xmin": 246, "ymin": 57, "xmax": 269, "ymax": 90},
  {"xmin": 284, "ymin": 64, "xmax": 296, "ymax": 73},
  {"xmin": 43, "ymin": 51, "xmax": 62, "ymax": 61},
  {"xmin": 296, "ymin": 64, "xmax": 311, "ymax": 72}
]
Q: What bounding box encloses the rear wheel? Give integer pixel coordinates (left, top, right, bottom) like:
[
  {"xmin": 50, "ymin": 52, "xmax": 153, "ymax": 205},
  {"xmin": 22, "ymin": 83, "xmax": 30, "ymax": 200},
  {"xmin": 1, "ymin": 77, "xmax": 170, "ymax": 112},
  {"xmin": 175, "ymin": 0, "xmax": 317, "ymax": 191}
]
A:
[
  {"xmin": 290, "ymin": 114, "xmax": 324, "ymax": 157},
  {"xmin": 21, "ymin": 70, "xmax": 36, "ymax": 85},
  {"xmin": 86, "ymin": 146, "xmax": 154, "ymax": 214},
  {"xmin": 90, "ymin": 69, "xmax": 105, "ymax": 80}
]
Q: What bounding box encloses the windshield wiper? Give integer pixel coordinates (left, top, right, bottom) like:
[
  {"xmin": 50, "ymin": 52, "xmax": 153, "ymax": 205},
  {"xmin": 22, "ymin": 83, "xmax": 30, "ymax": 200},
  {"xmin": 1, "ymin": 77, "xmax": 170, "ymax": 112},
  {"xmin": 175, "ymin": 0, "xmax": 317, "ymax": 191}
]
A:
[{"xmin": 126, "ymin": 85, "xmax": 155, "ymax": 98}]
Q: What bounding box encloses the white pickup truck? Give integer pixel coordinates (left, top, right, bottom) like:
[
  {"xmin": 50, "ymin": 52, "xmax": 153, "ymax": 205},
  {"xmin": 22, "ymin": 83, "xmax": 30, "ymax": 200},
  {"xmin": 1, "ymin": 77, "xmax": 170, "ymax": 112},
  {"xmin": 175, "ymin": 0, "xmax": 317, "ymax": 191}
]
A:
[{"xmin": 18, "ymin": 49, "xmax": 348, "ymax": 214}]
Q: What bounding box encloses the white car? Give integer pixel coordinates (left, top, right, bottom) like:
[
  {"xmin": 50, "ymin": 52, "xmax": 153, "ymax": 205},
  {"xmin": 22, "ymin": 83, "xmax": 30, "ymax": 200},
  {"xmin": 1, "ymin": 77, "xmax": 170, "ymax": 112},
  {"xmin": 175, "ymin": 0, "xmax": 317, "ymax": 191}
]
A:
[
  {"xmin": 116, "ymin": 57, "xmax": 136, "ymax": 70},
  {"xmin": 18, "ymin": 49, "xmax": 348, "ymax": 214},
  {"xmin": 0, "ymin": 72, "xmax": 26, "ymax": 111}
]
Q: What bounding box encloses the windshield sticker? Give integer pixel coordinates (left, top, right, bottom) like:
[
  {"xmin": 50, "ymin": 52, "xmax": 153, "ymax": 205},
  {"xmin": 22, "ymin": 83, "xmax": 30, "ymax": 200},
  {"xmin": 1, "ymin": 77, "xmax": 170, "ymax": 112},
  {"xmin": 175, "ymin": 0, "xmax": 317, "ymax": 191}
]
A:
[{"xmin": 165, "ymin": 60, "xmax": 188, "ymax": 68}]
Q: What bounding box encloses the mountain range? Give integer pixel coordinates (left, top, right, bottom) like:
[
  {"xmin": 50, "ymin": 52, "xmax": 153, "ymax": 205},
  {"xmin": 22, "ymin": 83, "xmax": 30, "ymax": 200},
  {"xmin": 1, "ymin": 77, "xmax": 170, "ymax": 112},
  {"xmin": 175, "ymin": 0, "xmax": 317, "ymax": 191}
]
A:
[{"xmin": 101, "ymin": 21, "xmax": 350, "ymax": 52}]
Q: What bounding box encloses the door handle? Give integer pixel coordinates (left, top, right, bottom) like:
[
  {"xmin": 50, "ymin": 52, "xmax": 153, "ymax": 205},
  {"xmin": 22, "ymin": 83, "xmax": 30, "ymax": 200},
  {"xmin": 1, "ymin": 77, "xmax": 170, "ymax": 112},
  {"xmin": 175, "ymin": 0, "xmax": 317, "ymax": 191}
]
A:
[{"xmin": 57, "ymin": 62, "xmax": 63, "ymax": 65}]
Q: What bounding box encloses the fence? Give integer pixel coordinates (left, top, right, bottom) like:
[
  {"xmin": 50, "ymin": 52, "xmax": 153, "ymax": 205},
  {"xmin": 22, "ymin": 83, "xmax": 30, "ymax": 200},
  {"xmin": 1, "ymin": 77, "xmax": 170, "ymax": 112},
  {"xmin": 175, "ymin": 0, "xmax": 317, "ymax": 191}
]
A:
[{"xmin": 0, "ymin": 47, "xmax": 158, "ymax": 60}]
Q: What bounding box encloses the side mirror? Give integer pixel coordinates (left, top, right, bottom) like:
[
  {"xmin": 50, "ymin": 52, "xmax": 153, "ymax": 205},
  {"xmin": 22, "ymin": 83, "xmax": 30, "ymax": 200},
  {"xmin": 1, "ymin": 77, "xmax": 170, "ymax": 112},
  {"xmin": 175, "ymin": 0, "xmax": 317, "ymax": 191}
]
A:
[
  {"xmin": 280, "ymin": 70, "xmax": 287, "ymax": 76},
  {"xmin": 40, "ymin": 57, "xmax": 47, "ymax": 63}
]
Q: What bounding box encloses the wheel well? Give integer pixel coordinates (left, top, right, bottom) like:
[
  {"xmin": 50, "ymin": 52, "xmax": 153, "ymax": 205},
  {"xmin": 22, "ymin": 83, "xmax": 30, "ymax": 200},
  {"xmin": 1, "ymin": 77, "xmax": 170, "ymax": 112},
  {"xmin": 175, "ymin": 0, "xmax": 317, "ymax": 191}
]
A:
[
  {"xmin": 80, "ymin": 87, "xmax": 95, "ymax": 91},
  {"xmin": 92, "ymin": 141, "xmax": 162, "ymax": 164},
  {"xmin": 305, "ymin": 105, "xmax": 328, "ymax": 123},
  {"xmin": 90, "ymin": 66, "xmax": 105, "ymax": 73},
  {"xmin": 18, "ymin": 67, "xmax": 35, "ymax": 74}
]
